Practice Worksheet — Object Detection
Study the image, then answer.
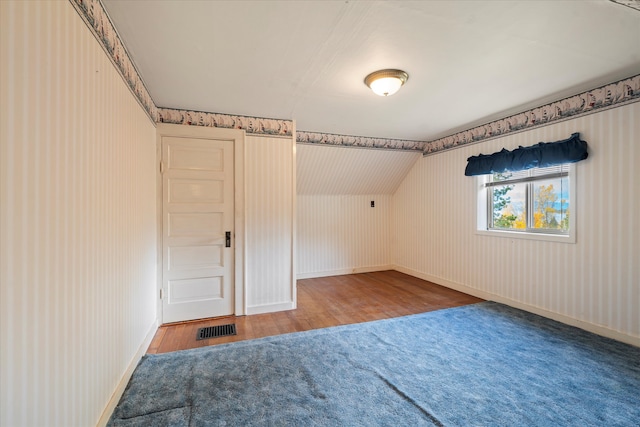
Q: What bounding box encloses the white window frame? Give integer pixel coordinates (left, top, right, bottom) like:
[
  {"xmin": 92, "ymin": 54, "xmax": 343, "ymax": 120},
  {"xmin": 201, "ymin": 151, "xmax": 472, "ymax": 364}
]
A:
[{"xmin": 476, "ymin": 163, "xmax": 576, "ymax": 243}]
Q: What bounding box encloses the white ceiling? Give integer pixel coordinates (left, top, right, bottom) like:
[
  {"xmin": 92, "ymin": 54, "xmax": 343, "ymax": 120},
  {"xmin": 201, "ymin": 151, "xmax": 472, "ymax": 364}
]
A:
[{"xmin": 103, "ymin": 0, "xmax": 640, "ymax": 142}]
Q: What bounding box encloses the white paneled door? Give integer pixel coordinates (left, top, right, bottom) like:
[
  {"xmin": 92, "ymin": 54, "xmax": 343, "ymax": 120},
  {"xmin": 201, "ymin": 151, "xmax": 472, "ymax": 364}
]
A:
[{"xmin": 162, "ymin": 136, "xmax": 235, "ymax": 323}]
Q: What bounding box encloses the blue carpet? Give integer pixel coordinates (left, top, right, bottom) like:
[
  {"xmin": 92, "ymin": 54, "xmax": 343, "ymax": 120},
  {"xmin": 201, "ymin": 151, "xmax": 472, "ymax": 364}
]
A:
[{"xmin": 108, "ymin": 302, "xmax": 640, "ymax": 426}]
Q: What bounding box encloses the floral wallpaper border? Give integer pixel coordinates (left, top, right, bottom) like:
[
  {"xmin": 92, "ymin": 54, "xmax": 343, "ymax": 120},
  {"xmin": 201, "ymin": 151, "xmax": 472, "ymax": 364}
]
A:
[
  {"xmin": 610, "ymin": 0, "xmax": 640, "ymax": 12},
  {"xmin": 157, "ymin": 108, "xmax": 294, "ymax": 136},
  {"xmin": 70, "ymin": 0, "xmax": 158, "ymax": 121},
  {"xmin": 70, "ymin": 0, "xmax": 294, "ymax": 136},
  {"xmin": 423, "ymin": 74, "xmax": 640, "ymax": 155},
  {"xmin": 71, "ymin": 0, "xmax": 639, "ymax": 153},
  {"xmin": 296, "ymin": 131, "xmax": 425, "ymax": 152}
]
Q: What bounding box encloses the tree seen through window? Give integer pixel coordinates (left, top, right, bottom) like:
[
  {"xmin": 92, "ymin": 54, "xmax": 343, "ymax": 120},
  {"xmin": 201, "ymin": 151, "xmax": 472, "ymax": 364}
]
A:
[{"xmin": 488, "ymin": 166, "xmax": 570, "ymax": 234}]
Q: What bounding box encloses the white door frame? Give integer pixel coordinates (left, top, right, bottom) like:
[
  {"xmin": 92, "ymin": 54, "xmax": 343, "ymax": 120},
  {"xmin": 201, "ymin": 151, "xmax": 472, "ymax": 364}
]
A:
[{"xmin": 156, "ymin": 123, "xmax": 246, "ymax": 323}]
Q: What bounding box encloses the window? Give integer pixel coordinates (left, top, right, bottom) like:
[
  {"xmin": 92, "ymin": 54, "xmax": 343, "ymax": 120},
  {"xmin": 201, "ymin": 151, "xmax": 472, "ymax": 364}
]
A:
[{"xmin": 477, "ymin": 163, "xmax": 576, "ymax": 243}]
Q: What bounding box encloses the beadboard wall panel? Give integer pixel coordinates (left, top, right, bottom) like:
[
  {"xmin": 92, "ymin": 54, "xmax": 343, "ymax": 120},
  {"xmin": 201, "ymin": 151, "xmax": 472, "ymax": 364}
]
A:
[
  {"xmin": 297, "ymin": 144, "xmax": 420, "ymax": 195},
  {"xmin": 0, "ymin": 2, "xmax": 157, "ymax": 426},
  {"xmin": 296, "ymin": 144, "xmax": 413, "ymax": 278},
  {"xmin": 297, "ymin": 195, "xmax": 392, "ymax": 278},
  {"xmin": 245, "ymin": 135, "xmax": 296, "ymax": 314},
  {"xmin": 392, "ymin": 102, "xmax": 640, "ymax": 345}
]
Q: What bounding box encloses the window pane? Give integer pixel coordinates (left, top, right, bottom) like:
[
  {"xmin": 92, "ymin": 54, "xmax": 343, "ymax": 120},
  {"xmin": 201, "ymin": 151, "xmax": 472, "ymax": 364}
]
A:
[
  {"xmin": 491, "ymin": 183, "xmax": 526, "ymax": 230},
  {"xmin": 481, "ymin": 163, "xmax": 574, "ymax": 240},
  {"xmin": 533, "ymin": 177, "xmax": 569, "ymax": 231},
  {"xmin": 530, "ymin": 163, "xmax": 569, "ymax": 177},
  {"xmin": 492, "ymin": 171, "xmax": 524, "ymax": 182}
]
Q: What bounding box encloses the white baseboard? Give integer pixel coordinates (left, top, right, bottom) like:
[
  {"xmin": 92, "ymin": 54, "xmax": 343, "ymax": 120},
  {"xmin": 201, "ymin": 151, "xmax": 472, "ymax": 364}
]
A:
[
  {"xmin": 246, "ymin": 301, "xmax": 296, "ymax": 315},
  {"xmin": 297, "ymin": 265, "xmax": 393, "ymax": 280},
  {"xmin": 96, "ymin": 319, "xmax": 159, "ymax": 427},
  {"xmin": 393, "ymin": 265, "xmax": 640, "ymax": 348}
]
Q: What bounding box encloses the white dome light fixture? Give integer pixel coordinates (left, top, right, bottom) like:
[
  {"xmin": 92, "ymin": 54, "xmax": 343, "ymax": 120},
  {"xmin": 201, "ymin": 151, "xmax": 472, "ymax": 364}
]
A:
[{"xmin": 364, "ymin": 69, "xmax": 409, "ymax": 96}]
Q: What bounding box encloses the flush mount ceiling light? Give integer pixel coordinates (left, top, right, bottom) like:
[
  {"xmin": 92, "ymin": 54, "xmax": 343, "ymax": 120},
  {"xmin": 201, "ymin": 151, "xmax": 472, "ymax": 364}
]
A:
[{"xmin": 364, "ymin": 69, "xmax": 409, "ymax": 96}]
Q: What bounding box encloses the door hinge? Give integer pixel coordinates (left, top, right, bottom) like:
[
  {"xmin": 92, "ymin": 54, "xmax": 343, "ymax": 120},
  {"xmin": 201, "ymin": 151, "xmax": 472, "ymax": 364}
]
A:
[
  {"xmin": 159, "ymin": 161, "xmax": 164, "ymax": 174},
  {"xmin": 160, "ymin": 288, "xmax": 163, "ymax": 300}
]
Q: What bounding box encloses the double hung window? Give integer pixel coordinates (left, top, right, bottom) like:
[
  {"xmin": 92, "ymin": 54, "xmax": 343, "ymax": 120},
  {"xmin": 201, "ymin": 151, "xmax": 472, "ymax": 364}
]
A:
[
  {"xmin": 478, "ymin": 164, "xmax": 576, "ymax": 242},
  {"xmin": 468, "ymin": 133, "xmax": 586, "ymax": 243}
]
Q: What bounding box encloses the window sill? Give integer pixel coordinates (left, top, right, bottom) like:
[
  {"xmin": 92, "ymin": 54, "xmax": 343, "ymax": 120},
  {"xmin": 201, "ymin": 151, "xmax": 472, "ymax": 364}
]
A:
[{"xmin": 476, "ymin": 229, "xmax": 576, "ymax": 244}]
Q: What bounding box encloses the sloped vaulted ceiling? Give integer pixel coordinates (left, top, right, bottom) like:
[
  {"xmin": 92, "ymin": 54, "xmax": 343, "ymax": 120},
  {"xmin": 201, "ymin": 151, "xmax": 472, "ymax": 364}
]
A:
[
  {"xmin": 69, "ymin": 0, "xmax": 639, "ymax": 195},
  {"xmin": 96, "ymin": 0, "xmax": 639, "ymax": 146},
  {"xmin": 297, "ymin": 145, "xmax": 420, "ymax": 195},
  {"xmin": 70, "ymin": 0, "xmax": 639, "ymax": 159}
]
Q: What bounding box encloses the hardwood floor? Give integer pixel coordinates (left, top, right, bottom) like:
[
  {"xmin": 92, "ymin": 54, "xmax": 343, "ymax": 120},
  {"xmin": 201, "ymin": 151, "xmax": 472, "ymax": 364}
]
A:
[{"xmin": 147, "ymin": 270, "xmax": 483, "ymax": 354}]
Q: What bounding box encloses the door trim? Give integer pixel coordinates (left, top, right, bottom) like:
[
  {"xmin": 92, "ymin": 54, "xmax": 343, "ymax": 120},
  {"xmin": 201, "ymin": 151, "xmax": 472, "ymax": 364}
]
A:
[{"xmin": 156, "ymin": 123, "xmax": 246, "ymax": 324}]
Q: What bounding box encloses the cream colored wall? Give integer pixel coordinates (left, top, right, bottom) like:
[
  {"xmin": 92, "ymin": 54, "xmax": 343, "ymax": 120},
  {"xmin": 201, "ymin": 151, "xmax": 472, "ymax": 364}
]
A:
[
  {"xmin": 392, "ymin": 102, "xmax": 640, "ymax": 346},
  {"xmin": 245, "ymin": 135, "xmax": 296, "ymax": 314},
  {"xmin": 2, "ymin": 5, "xmax": 636, "ymax": 427},
  {"xmin": 296, "ymin": 144, "xmax": 418, "ymax": 278},
  {"xmin": 297, "ymin": 195, "xmax": 392, "ymax": 278},
  {"xmin": 0, "ymin": 2, "xmax": 158, "ymax": 426}
]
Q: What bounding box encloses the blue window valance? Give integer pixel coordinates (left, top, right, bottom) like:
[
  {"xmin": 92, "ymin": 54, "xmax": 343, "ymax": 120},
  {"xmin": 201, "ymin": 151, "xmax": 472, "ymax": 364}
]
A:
[{"xmin": 464, "ymin": 133, "xmax": 588, "ymax": 176}]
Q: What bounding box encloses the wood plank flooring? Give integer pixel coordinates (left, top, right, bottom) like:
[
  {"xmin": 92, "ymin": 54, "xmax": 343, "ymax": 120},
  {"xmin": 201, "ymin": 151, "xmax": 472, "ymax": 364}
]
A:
[{"xmin": 147, "ymin": 270, "xmax": 483, "ymax": 354}]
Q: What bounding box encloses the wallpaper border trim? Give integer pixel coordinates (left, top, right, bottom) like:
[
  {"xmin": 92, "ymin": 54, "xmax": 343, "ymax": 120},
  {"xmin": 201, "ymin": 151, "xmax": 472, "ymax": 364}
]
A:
[
  {"xmin": 70, "ymin": 0, "xmax": 158, "ymax": 122},
  {"xmin": 423, "ymin": 74, "xmax": 640, "ymax": 156},
  {"xmin": 157, "ymin": 108, "xmax": 294, "ymax": 137},
  {"xmin": 70, "ymin": 0, "xmax": 294, "ymax": 137},
  {"xmin": 71, "ymin": 0, "xmax": 639, "ymax": 151},
  {"xmin": 610, "ymin": 0, "xmax": 640, "ymax": 12},
  {"xmin": 296, "ymin": 131, "xmax": 425, "ymax": 152}
]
